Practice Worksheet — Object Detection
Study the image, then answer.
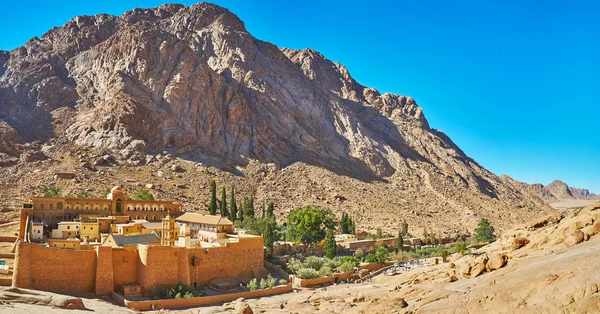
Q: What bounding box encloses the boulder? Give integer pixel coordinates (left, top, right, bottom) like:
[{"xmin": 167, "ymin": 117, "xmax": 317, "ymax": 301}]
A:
[
  {"xmin": 486, "ymin": 253, "xmax": 508, "ymax": 271},
  {"xmin": 234, "ymin": 301, "xmax": 253, "ymax": 314},
  {"xmin": 470, "ymin": 261, "xmax": 486, "ymax": 278},
  {"xmin": 513, "ymin": 237, "xmax": 530, "ymax": 250},
  {"xmin": 445, "ymin": 275, "xmax": 458, "ymax": 283},
  {"xmin": 397, "ymin": 298, "xmax": 408, "ymax": 308},
  {"xmin": 448, "ymin": 262, "xmax": 455, "ymax": 269},
  {"xmin": 171, "ymin": 164, "xmax": 184, "ymax": 172},
  {"xmin": 564, "ymin": 229, "xmax": 584, "ymax": 247},
  {"xmin": 460, "ymin": 263, "xmax": 471, "ymax": 277}
]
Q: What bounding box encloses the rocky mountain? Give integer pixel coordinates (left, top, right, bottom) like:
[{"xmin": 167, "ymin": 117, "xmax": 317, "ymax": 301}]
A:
[
  {"xmin": 501, "ymin": 175, "xmax": 599, "ymax": 203},
  {"xmin": 0, "ymin": 3, "xmax": 554, "ymax": 236}
]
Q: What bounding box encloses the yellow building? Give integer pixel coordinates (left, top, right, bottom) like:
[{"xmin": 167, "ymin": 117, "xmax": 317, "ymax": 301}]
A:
[
  {"xmin": 112, "ymin": 221, "xmax": 144, "ymax": 236},
  {"xmin": 51, "ymin": 221, "xmax": 80, "ymax": 239},
  {"xmin": 175, "ymin": 213, "xmax": 234, "ymax": 243},
  {"xmin": 161, "ymin": 214, "xmax": 177, "ymax": 246},
  {"xmin": 80, "ymin": 221, "xmax": 100, "ymax": 242},
  {"xmin": 47, "ymin": 238, "xmax": 81, "ymax": 250}
]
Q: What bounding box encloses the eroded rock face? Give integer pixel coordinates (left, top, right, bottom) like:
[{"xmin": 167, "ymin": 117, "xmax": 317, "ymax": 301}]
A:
[{"xmin": 0, "ymin": 3, "xmax": 555, "ymax": 233}]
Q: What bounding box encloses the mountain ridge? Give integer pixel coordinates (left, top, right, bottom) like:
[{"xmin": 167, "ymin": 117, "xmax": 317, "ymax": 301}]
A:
[{"xmin": 0, "ymin": 2, "xmax": 554, "ymax": 236}]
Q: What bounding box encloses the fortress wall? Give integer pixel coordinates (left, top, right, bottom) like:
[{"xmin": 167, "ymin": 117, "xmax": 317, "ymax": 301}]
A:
[
  {"xmin": 137, "ymin": 245, "xmax": 181, "ymax": 296},
  {"xmin": 112, "ymin": 249, "xmax": 139, "ymax": 292},
  {"xmin": 187, "ymin": 237, "xmax": 264, "ymax": 285},
  {"xmin": 13, "ymin": 242, "xmax": 97, "ymax": 294}
]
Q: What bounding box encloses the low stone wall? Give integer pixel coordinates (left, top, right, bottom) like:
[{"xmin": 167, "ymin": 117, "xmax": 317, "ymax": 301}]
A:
[
  {"xmin": 294, "ymin": 275, "xmax": 335, "ymax": 288},
  {"xmin": 0, "ymin": 253, "xmax": 14, "ymax": 258},
  {"xmin": 113, "ymin": 283, "xmax": 293, "ymax": 311},
  {"xmin": 333, "ymin": 270, "xmax": 355, "ymax": 282},
  {"xmin": 0, "ymin": 278, "xmax": 12, "ymax": 286},
  {"xmin": 264, "ymin": 261, "xmax": 290, "ymax": 280},
  {"xmin": 0, "ymin": 236, "xmax": 17, "ymax": 243},
  {"xmin": 359, "ymin": 262, "xmax": 385, "ymax": 272}
]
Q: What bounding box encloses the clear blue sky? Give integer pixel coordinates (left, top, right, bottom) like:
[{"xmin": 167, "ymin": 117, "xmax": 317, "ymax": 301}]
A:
[{"xmin": 2, "ymin": 1, "xmax": 599, "ymax": 193}]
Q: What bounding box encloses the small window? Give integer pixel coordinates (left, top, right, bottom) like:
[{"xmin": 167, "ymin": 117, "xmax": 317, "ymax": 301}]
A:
[{"xmin": 67, "ymin": 226, "xmax": 70, "ymax": 230}]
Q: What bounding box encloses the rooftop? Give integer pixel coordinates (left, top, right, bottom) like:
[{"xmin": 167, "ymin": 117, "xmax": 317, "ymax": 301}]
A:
[
  {"xmin": 110, "ymin": 233, "xmax": 160, "ymax": 247},
  {"xmin": 176, "ymin": 213, "xmax": 233, "ymax": 226}
]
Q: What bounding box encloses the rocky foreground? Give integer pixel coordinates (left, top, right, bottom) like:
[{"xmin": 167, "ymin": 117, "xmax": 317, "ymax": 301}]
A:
[{"xmin": 2, "ymin": 202, "xmax": 599, "ymax": 313}]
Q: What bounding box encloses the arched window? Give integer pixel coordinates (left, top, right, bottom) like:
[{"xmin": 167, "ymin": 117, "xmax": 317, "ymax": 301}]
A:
[
  {"xmin": 50, "ymin": 203, "xmax": 53, "ymax": 210},
  {"xmin": 116, "ymin": 199, "xmax": 122, "ymax": 213},
  {"xmin": 40, "ymin": 203, "xmax": 44, "ymax": 210},
  {"xmin": 57, "ymin": 202, "xmax": 63, "ymax": 210}
]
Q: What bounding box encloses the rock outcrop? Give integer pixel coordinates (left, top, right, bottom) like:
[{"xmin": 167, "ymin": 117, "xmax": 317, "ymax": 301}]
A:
[{"xmin": 0, "ymin": 3, "xmax": 555, "ymax": 234}]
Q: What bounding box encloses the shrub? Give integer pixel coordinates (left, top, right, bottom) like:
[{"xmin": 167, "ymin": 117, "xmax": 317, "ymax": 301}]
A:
[
  {"xmin": 354, "ymin": 249, "xmax": 364, "ymax": 260},
  {"xmin": 296, "ymin": 268, "xmax": 318, "ymax": 279},
  {"xmin": 75, "ymin": 189, "xmax": 90, "ymax": 198},
  {"xmin": 364, "ymin": 253, "xmax": 377, "ymax": 263},
  {"xmin": 453, "ymin": 242, "xmax": 471, "ymax": 255},
  {"xmin": 266, "ymin": 274, "xmax": 277, "ymax": 289},
  {"xmin": 340, "ymin": 256, "xmax": 360, "ymax": 267},
  {"xmin": 319, "ymin": 266, "xmax": 332, "ymax": 277},
  {"xmin": 279, "ymin": 279, "xmax": 288, "ymax": 285},
  {"xmin": 41, "ymin": 185, "xmax": 60, "ymax": 197},
  {"xmin": 133, "ymin": 188, "xmax": 154, "ymax": 201},
  {"xmin": 248, "ymin": 278, "xmax": 257, "ymax": 291},
  {"xmin": 339, "ymin": 261, "xmax": 355, "ymax": 272},
  {"xmin": 304, "ymin": 256, "xmax": 324, "ymax": 271},
  {"xmin": 259, "ymin": 278, "xmax": 268, "ymax": 289},
  {"xmin": 474, "ymin": 218, "xmax": 496, "ymax": 243}
]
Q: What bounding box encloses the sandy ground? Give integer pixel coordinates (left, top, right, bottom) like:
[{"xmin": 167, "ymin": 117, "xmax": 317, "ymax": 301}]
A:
[{"xmin": 549, "ymin": 199, "xmax": 598, "ymax": 211}]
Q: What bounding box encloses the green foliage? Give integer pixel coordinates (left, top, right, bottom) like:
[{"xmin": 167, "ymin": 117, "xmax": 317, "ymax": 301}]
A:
[
  {"xmin": 348, "ymin": 216, "xmax": 356, "ymax": 235},
  {"xmin": 303, "ymin": 256, "xmax": 324, "ymax": 271},
  {"xmin": 374, "ymin": 246, "xmax": 389, "ymax": 264},
  {"xmin": 319, "ymin": 266, "xmax": 332, "ymax": 277},
  {"xmin": 242, "ymin": 195, "xmax": 255, "ymax": 218},
  {"xmin": 279, "ymin": 279, "xmax": 288, "ymax": 285},
  {"xmin": 160, "ymin": 282, "xmax": 202, "ymax": 299},
  {"xmin": 340, "ymin": 261, "xmax": 355, "ymax": 272},
  {"xmin": 247, "ymin": 278, "xmax": 257, "ymax": 291},
  {"xmin": 401, "ymin": 219, "xmax": 410, "ymax": 237},
  {"xmin": 474, "ymin": 218, "xmax": 496, "ymax": 243},
  {"xmin": 75, "ymin": 189, "xmax": 90, "ymax": 198},
  {"xmin": 266, "ymin": 202, "xmax": 275, "ymax": 218},
  {"xmin": 286, "ymin": 206, "xmax": 335, "ymax": 245},
  {"xmin": 324, "ymin": 228, "xmax": 336, "ymax": 258},
  {"xmin": 266, "ymin": 274, "xmax": 277, "ymax": 288},
  {"xmin": 41, "ymin": 185, "xmax": 60, "ymax": 197},
  {"xmin": 220, "ymin": 187, "xmax": 228, "ymax": 217},
  {"xmin": 208, "ymin": 181, "xmax": 217, "ymax": 215},
  {"xmin": 230, "ymin": 186, "xmax": 237, "ymax": 221},
  {"xmin": 259, "ymin": 278, "xmax": 268, "ymax": 289},
  {"xmin": 133, "ymin": 188, "xmax": 154, "ymax": 201},
  {"xmin": 440, "ymin": 249, "xmax": 450, "ymax": 262},
  {"xmin": 263, "ymin": 216, "xmax": 277, "ymax": 257},
  {"xmin": 340, "ymin": 212, "xmax": 349, "ymax": 234},
  {"xmin": 237, "ymin": 200, "xmax": 244, "ymax": 220},
  {"xmin": 397, "ymin": 231, "xmax": 404, "ymax": 252},
  {"xmin": 453, "ymin": 241, "xmax": 471, "ymax": 255},
  {"xmin": 354, "ymin": 249, "xmax": 364, "ymax": 259},
  {"xmin": 296, "ymin": 268, "xmax": 318, "ymax": 279}
]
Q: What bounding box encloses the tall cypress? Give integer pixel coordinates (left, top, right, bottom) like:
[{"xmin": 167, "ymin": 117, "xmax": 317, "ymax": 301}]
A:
[
  {"xmin": 267, "ymin": 202, "xmax": 275, "ymax": 218},
  {"xmin": 230, "ymin": 186, "xmax": 237, "ymax": 221},
  {"xmin": 349, "ymin": 216, "xmax": 356, "ymax": 235},
  {"xmin": 208, "ymin": 180, "xmax": 217, "ymax": 215},
  {"xmin": 220, "ymin": 187, "xmax": 228, "ymax": 217},
  {"xmin": 238, "ymin": 200, "xmax": 244, "ymax": 221}
]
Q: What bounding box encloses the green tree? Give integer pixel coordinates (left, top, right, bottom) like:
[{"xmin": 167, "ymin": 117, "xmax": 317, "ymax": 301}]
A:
[
  {"xmin": 133, "ymin": 188, "xmax": 154, "ymax": 201},
  {"xmin": 41, "ymin": 185, "xmax": 61, "ymax": 197},
  {"xmin": 266, "ymin": 202, "xmax": 275, "ymax": 218},
  {"xmin": 286, "ymin": 206, "xmax": 335, "ymax": 245},
  {"xmin": 208, "ymin": 181, "xmax": 217, "ymax": 215},
  {"xmin": 397, "ymin": 231, "xmax": 404, "ymax": 252},
  {"xmin": 374, "ymin": 246, "xmax": 389, "ymax": 264},
  {"xmin": 324, "ymin": 228, "xmax": 336, "ymax": 258},
  {"xmin": 453, "ymin": 241, "xmax": 470, "ymax": 255},
  {"xmin": 220, "ymin": 187, "xmax": 228, "ymax": 217},
  {"xmin": 474, "ymin": 218, "xmax": 496, "ymax": 243},
  {"xmin": 237, "ymin": 201, "xmax": 244, "ymax": 221},
  {"xmin": 75, "ymin": 189, "xmax": 90, "ymax": 198},
  {"xmin": 247, "ymin": 278, "xmax": 257, "ymax": 291},
  {"xmin": 348, "ymin": 216, "xmax": 356, "ymax": 235},
  {"xmin": 401, "ymin": 219, "xmax": 409, "ymax": 237},
  {"xmin": 339, "ymin": 213, "xmax": 349, "ymax": 234},
  {"xmin": 229, "ymin": 186, "xmax": 237, "ymax": 221},
  {"xmin": 263, "ymin": 217, "xmax": 276, "ymax": 257}
]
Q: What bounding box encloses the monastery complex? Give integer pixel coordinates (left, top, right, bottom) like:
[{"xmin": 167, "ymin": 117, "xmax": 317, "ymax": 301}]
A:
[{"xmin": 12, "ymin": 187, "xmax": 265, "ymax": 297}]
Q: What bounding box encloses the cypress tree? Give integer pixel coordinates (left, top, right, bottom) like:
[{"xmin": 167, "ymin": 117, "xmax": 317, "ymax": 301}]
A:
[
  {"xmin": 339, "ymin": 213, "xmax": 348, "ymax": 234},
  {"xmin": 349, "ymin": 216, "xmax": 356, "ymax": 235},
  {"xmin": 238, "ymin": 201, "xmax": 244, "ymax": 221},
  {"xmin": 220, "ymin": 187, "xmax": 228, "ymax": 217},
  {"xmin": 267, "ymin": 202, "xmax": 275, "ymax": 218},
  {"xmin": 263, "ymin": 217, "xmax": 276, "ymax": 257},
  {"xmin": 230, "ymin": 186, "xmax": 237, "ymax": 222},
  {"xmin": 397, "ymin": 231, "xmax": 404, "ymax": 252},
  {"xmin": 208, "ymin": 180, "xmax": 217, "ymax": 215},
  {"xmin": 324, "ymin": 228, "xmax": 336, "ymax": 258}
]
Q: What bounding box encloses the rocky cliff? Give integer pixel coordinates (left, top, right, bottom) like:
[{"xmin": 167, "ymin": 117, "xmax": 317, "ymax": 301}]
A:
[
  {"xmin": 0, "ymin": 3, "xmax": 554, "ymax": 236},
  {"xmin": 501, "ymin": 175, "xmax": 599, "ymax": 203}
]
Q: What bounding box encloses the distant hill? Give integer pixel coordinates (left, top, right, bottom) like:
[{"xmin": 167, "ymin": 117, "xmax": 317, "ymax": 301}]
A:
[{"xmin": 501, "ymin": 175, "xmax": 600, "ymax": 207}]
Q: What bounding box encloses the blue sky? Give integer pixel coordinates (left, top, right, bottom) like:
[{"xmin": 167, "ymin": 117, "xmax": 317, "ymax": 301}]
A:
[{"xmin": 1, "ymin": 1, "xmax": 599, "ymax": 193}]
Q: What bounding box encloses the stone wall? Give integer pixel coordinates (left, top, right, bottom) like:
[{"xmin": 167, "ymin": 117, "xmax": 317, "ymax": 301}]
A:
[
  {"xmin": 113, "ymin": 283, "xmax": 292, "ymax": 311},
  {"xmin": 13, "ymin": 236, "xmax": 264, "ymax": 297},
  {"xmin": 13, "ymin": 243, "xmax": 97, "ymax": 294}
]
